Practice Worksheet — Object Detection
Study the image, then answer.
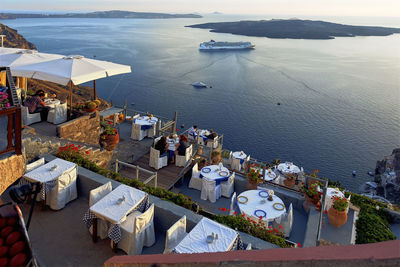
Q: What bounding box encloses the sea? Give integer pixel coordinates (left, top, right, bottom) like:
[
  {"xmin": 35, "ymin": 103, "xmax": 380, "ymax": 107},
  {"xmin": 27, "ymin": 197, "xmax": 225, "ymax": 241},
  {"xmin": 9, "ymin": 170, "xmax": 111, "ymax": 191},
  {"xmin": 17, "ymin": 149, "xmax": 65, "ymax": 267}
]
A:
[{"xmin": 2, "ymin": 14, "xmax": 399, "ymax": 192}]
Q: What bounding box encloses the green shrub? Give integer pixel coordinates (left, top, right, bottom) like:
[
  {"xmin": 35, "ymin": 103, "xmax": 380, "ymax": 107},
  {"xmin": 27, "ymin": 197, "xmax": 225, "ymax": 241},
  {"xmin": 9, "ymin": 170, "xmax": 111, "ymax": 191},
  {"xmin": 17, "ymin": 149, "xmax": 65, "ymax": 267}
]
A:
[{"xmin": 56, "ymin": 148, "xmax": 290, "ymax": 248}]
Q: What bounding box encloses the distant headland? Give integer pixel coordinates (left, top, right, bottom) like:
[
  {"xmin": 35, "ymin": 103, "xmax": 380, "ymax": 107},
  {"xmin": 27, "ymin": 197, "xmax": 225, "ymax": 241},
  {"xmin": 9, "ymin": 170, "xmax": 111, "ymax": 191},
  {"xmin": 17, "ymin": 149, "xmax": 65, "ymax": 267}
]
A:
[
  {"xmin": 187, "ymin": 19, "xmax": 400, "ymax": 39},
  {"xmin": 0, "ymin": 10, "xmax": 202, "ymax": 20}
]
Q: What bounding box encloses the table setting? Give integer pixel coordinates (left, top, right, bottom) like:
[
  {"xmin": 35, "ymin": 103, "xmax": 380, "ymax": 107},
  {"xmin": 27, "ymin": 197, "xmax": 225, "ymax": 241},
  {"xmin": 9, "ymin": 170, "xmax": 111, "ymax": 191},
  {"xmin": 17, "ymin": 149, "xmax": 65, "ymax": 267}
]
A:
[
  {"xmin": 173, "ymin": 217, "xmax": 244, "ymax": 253},
  {"xmin": 263, "ymin": 169, "xmax": 279, "ymax": 182},
  {"xmin": 277, "ymin": 162, "xmax": 301, "ymax": 174},
  {"xmin": 133, "ymin": 115, "xmax": 158, "ymax": 130},
  {"xmin": 237, "ymin": 189, "xmax": 286, "ymax": 223},
  {"xmin": 232, "ymin": 151, "xmax": 247, "ymax": 164},
  {"xmin": 198, "ymin": 129, "xmax": 210, "ymax": 145},
  {"xmin": 200, "ymin": 163, "xmax": 231, "ymax": 185},
  {"xmin": 84, "ymin": 184, "xmax": 150, "ymax": 244},
  {"xmin": 44, "ymin": 97, "xmax": 60, "ymax": 108}
]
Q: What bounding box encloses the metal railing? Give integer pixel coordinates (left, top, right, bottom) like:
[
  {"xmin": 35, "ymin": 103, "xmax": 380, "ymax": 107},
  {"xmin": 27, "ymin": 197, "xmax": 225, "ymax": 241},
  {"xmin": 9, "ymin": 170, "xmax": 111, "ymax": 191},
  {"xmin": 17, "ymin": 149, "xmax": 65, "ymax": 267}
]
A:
[{"xmin": 115, "ymin": 159, "xmax": 158, "ymax": 188}]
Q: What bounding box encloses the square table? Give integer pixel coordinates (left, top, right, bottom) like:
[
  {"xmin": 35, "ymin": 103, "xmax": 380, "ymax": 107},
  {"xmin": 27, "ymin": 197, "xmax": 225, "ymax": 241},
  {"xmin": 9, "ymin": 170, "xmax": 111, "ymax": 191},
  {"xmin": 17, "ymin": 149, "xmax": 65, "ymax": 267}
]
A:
[
  {"xmin": 87, "ymin": 184, "xmax": 149, "ymax": 244},
  {"xmin": 22, "ymin": 158, "xmax": 77, "ymax": 201},
  {"xmin": 174, "ymin": 217, "xmax": 241, "ymax": 253}
]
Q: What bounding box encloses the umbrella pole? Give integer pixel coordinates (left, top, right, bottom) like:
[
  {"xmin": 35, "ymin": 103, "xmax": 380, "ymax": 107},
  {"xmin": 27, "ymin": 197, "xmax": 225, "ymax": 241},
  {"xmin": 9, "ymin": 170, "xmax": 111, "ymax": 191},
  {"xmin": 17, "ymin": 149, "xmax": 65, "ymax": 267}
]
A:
[
  {"xmin": 69, "ymin": 82, "xmax": 73, "ymax": 118},
  {"xmin": 93, "ymin": 80, "xmax": 97, "ymax": 100}
]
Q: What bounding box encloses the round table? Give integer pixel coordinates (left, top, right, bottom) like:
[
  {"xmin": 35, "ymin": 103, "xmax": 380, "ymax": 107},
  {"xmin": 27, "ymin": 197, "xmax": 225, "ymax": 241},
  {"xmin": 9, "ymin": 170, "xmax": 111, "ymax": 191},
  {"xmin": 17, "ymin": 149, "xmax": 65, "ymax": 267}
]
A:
[
  {"xmin": 324, "ymin": 188, "xmax": 345, "ymax": 210},
  {"xmin": 263, "ymin": 169, "xmax": 279, "ymax": 182},
  {"xmin": 200, "ymin": 165, "xmax": 230, "ymax": 182},
  {"xmin": 44, "ymin": 98, "xmax": 60, "ymax": 108},
  {"xmin": 277, "ymin": 162, "xmax": 301, "ymax": 174},
  {"xmin": 237, "ymin": 190, "xmax": 286, "ymax": 223},
  {"xmin": 232, "ymin": 151, "xmax": 247, "ymax": 160},
  {"xmin": 134, "ymin": 116, "xmax": 158, "ymax": 126}
]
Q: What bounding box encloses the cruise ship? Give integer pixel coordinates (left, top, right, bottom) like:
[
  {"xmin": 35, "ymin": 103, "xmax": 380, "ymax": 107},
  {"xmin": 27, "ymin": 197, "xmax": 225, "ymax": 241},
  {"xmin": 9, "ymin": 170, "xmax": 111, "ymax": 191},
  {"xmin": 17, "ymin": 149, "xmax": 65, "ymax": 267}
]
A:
[{"xmin": 199, "ymin": 40, "xmax": 255, "ymax": 50}]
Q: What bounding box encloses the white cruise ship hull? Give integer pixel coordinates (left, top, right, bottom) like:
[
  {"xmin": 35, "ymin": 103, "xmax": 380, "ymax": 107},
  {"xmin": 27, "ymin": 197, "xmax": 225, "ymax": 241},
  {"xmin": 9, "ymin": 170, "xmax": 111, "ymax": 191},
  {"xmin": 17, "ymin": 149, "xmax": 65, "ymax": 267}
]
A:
[{"xmin": 199, "ymin": 41, "xmax": 255, "ymax": 50}]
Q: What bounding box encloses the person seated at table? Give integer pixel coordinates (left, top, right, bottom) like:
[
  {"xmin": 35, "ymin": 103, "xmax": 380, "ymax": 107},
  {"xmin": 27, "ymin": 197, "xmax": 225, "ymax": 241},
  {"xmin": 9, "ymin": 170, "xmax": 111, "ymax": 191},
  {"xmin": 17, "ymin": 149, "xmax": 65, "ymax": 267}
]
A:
[
  {"xmin": 211, "ymin": 151, "xmax": 222, "ymax": 165},
  {"xmin": 24, "ymin": 89, "xmax": 50, "ymax": 121},
  {"xmin": 206, "ymin": 129, "xmax": 218, "ymax": 142},
  {"xmin": 167, "ymin": 134, "xmax": 178, "ymax": 164},
  {"xmin": 155, "ymin": 136, "xmax": 168, "ymax": 157},
  {"xmin": 176, "ymin": 134, "xmax": 189, "ymax": 156},
  {"xmin": 198, "ymin": 158, "xmax": 208, "ymax": 169},
  {"xmin": 187, "ymin": 125, "xmax": 198, "ymax": 141}
]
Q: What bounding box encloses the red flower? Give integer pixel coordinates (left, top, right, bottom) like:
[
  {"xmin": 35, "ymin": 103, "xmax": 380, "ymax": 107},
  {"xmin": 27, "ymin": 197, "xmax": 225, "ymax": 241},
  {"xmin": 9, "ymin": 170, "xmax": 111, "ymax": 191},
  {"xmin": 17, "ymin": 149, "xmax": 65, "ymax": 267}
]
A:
[
  {"xmin": 78, "ymin": 145, "xmax": 81, "ymax": 148},
  {"xmin": 86, "ymin": 151, "xmax": 89, "ymax": 155},
  {"xmin": 259, "ymin": 216, "xmax": 263, "ymax": 220},
  {"xmin": 324, "ymin": 210, "xmax": 328, "ymax": 214},
  {"xmin": 175, "ymin": 129, "xmax": 179, "ymax": 131},
  {"xmin": 221, "ymin": 208, "xmax": 227, "ymax": 212},
  {"xmin": 114, "ymin": 129, "xmax": 117, "ymax": 132},
  {"xmin": 234, "ymin": 212, "xmax": 237, "ymax": 215},
  {"xmin": 273, "ymin": 229, "xmax": 279, "ymax": 232},
  {"xmin": 278, "ymin": 225, "xmax": 283, "ymax": 229},
  {"xmin": 23, "ymin": 125, "xmax": 26, "ymax": 128},
  {"xmin": 297, "ymin": 243, "xmax": 302, "ymax": 247},
  {"xmin": 108, "ymin": 121, "xmax": 112, "ymax": 125}
]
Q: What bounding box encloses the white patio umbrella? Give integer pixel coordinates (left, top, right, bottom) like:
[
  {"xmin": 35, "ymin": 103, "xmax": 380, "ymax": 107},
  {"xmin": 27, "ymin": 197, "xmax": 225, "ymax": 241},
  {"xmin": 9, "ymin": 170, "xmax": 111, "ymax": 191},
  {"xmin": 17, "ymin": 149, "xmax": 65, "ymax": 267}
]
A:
[
  {"xmin": 0, "ymin": 50, "xmax": 63, "ymax": 67},
  {"xmin": 11, "ymin": 55, "xmax": 132, "ymax": 116},
  {"xmin": 0, "ymin": 47, "xmax": 27, "ymax": 55}
]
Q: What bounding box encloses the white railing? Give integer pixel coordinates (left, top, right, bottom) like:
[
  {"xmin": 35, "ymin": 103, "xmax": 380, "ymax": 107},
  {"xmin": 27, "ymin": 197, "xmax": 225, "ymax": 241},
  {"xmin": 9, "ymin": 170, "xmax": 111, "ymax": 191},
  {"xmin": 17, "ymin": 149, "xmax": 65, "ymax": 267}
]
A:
[{"xmin": 115, "ymin": 159, "xmax": 158, "ymax": 188}]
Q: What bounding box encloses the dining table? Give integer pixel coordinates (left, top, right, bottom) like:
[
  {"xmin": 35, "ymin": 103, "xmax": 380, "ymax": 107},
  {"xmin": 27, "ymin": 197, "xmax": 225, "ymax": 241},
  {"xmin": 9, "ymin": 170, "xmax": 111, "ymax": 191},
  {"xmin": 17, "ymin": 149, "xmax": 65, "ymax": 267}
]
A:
[
  {"xmin": 173, "ymin": 217, "xmax": 243, "ymax": 253},
  {"xmin": 44, "ymin": 98, "xmax": 61, "ymax": 108},
  {"xmin": 237, "ymin": 189, "xmax": 286, "ymax": 224},
  {"xmin": 277, "ymin": 162, "xmax": 301, "ymax": 174},
  {"xmin": 84, "ymin": 184, "xmax": 149, "ymax": 244},
  {"xmin": 198, "ymin": 129, "xmax": 210, "ymax": 145},
  {"xmin": 200, "ymin": 164, "xmax": 231, "ymax": 185}
]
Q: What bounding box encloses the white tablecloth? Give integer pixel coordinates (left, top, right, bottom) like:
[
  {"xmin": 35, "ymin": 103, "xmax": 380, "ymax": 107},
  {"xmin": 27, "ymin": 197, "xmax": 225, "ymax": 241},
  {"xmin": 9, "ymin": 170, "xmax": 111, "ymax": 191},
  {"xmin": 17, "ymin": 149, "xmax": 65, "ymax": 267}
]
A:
[
  {"xmin": 44, "ymin": 98, "xmax": 61, "ymax": 108},
  {"xmin": 324, "ymin": 188, "xmax": 345, "ymax": 210},
  {"xmin": 133, "ymin": 116, "xmax": 158, "ymax": 126},
  {"xmin": 200, "ymin": 165, "xmax": 230, "ymax": 182},
  {"xmin": 90, "ymin": 184, "xmax": 147, "ymax": 224},
  {"xmin": 237, "ymin": 190, "xmax": 286, "ymax": 223},
  {"xmin": 174, "ymin": 217, "xmax": 238, "ymax": 254},
  {"xmin": 232, "ymin": 151, "xmax": 247, "ymax": 160},
  {"xmin": 22, "ymin": 158, "xmax": 77, "ymax": 199},
  {"xmin": 277, "ymin": 162, "xmax": 301, "ymax": 174},
  {"xmin": 263, "ymin": 169, "xmax": 279, "ymax": 182},
  {"xmin": 198, "ymin": 129, "xmax": 210, "ymax": 145},
  {"xmin": 23, "ymin": 158, "xmax": 76, "ymax": 183}
]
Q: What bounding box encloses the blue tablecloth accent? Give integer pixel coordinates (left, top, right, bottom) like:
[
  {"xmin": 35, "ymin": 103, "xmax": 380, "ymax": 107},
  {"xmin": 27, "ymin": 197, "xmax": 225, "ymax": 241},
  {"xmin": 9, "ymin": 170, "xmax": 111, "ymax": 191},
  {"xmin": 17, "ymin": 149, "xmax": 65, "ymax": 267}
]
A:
[
  {"xmin": 141, "ymin": 125, "xmax": 152, "ymax": 130},
  {"xmin": 199, "ymin": 173, "xmax": 230, "ymax": 185},
  {"xmin": 239, "ymin": 158, "xmax": 245, "ymax": 164}
]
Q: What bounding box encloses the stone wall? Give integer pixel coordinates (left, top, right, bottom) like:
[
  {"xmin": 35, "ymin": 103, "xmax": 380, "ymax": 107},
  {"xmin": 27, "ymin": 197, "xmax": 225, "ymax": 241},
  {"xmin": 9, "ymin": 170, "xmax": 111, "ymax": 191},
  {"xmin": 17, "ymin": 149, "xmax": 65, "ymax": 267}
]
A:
[
  {"xmin": 0, "ymin": 154, "xmax": 24, "ymax": 195},
  {"xmin": 22, "ymin": 137, "xmax": 113, "ymax": 168},
  {"xmin": 57, "ymin": 112, "xmax": 100, "ymax": 145}
]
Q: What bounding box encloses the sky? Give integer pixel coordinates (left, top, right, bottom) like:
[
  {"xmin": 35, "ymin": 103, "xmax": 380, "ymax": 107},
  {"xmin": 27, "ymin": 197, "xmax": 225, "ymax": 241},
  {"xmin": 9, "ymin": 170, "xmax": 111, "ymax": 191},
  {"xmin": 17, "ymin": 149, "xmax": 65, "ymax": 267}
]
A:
[{"xmin": 1, "ymin": 0, "xmax": 399, "ymax": 17}]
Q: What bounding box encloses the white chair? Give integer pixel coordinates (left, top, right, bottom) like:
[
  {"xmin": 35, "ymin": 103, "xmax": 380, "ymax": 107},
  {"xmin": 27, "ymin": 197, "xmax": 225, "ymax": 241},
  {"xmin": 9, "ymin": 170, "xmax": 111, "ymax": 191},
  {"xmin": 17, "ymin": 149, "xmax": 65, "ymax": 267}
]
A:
[
  {"xmin": 188, "ymin": 163, "xmax": 202, "ymax": 191},
  {"xmin": 175, "ymin": 144, "xmax": 192, "ymax": 167},
  {"xmin": 229, "ymin": 192, "xmax": 240, "ymax": 215},
  {"xmin": 46, "ymin": 166, "xmax": 78, "ymax": 210},
  {"xmin": 131, "ymin": 123, "xmax": 147, "ymax": 141},
  {"xmin": 118, "ymin": 204, "xmax": 156, "ymax": 255},
  {"xmin": 206, "ymin": 137, "xmax": 219, "ymax": 149},
  {"xmin": 146, "ymin": 125, "xmax": 156, "ymax": 138},
  {"xmin": 273, "ymin": 203, "xmax": 293, "ymax": 238},
  {"xmin": 47, "ymin": 102, "xmax": 67, "ymax": 124},
  {"xmin": 21, "ymin": 105, "xmax": 41, "ymax": 126},
  {"xmin": 231, "ymin": 155, "xmax": 250, "ymax": 172},
  {"xmin": 221, "ymin": 172, "xmax": 235, "ymax": 198},
  {"xmin": 149, "ymin": 147, "xmax": 168, "ymax": 170},
  {"xmin": 246, "ymin": 243, "xmax": 252, "ymax": 250},
  {"xmin": 163, "ymin": 216, "xmax": 187, "ymax": 254},
  {"xmin": 222, "ymin": 151, "xmax": 233, "ymax": 167},
  {"xmin": 201, "ymin": 178, "xmax": 221, "ymax": 203},
  {"xmin": 25, "ymin": 157, "xmax": 45, "ymax": 173},
  {"xmin": 88, "ymin": 182, "xmax": 113, "ymax": 239}
]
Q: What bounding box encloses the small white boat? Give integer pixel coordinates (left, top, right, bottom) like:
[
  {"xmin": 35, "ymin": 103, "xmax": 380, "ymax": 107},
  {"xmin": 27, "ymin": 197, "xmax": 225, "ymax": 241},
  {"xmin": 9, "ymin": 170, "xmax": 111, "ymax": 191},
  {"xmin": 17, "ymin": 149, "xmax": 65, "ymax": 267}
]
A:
[{"xmin": 191, "ymin": 82, "xmax": 208, "ymax": 88}]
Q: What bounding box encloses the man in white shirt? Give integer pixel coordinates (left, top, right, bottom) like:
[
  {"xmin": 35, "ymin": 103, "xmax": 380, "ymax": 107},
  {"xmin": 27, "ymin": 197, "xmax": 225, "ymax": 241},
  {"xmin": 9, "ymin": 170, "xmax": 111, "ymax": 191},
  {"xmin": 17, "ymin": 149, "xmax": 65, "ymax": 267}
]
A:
[{"xmin": 188, "ymin": 125, "xmax": 198, "ymax": 142}]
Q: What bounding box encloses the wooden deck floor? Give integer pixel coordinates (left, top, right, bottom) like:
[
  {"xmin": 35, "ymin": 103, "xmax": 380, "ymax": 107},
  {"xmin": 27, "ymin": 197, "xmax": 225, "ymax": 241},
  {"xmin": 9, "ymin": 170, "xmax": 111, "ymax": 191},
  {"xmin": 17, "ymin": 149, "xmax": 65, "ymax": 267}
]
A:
[{"xmin": 120, "ymin": 152, "xmax": 191, "ymax": 190}]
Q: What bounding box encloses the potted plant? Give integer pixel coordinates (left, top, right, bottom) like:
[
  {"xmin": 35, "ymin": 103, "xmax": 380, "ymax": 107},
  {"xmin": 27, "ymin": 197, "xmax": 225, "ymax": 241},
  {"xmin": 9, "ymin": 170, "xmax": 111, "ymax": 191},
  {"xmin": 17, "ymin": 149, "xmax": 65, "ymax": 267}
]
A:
[
  {"xmin": 247, "ymin": 167, "xmax": 261, "ymax": 190},
  {"xmin": 211, "ymin": 151, "xmax": 222, "ymax": 165},
  {"xmin": 328, "ymin": 196, "xmax": 349, "ymax": 227},
  {"xmin": 284, "ymin": 173, "xmax": 296, "ymax": 188},
  {"xmin": 300, "ymin": 182, "xmax": 322, "ymax": 212},
  {"xmin": 99, "ymin": 121, "xmax": 119, "ymax": 151},
  {"xmin": 84, "ymin": 100, "xmax": 99, "ymax": 112}
]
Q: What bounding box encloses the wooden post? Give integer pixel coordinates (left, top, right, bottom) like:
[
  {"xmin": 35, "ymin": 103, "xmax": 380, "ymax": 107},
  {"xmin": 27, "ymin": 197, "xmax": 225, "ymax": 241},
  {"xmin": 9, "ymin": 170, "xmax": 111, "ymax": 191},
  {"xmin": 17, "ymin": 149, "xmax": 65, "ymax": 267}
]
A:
[
  {"xmin": 123, "ymin": 99, "xmax": 127, "ymax": 119},
  {"xmin": 173, "ymin": 111, "xmax": 178, "ymax": 134},
  {"xmin": 154, "ymin": 173, "xmax": 158, "ymax": 188},
  {"xmin": 69, "ymin": 82, "xmax": 73, "ymax": 117},
  {"xmin": 6, "ymin": 113, "xmax": 13, "ymax": 151},
  {"xmin": 115, "ymin": 159, "xmax": 119, "ymax": 173},
  {"xmin": 136, "ymin": 165, "xmax": 139, "ymax": 180},
  {"xmin": 93, "ymin": 80, "xmax": 97, "ymax": 100}
]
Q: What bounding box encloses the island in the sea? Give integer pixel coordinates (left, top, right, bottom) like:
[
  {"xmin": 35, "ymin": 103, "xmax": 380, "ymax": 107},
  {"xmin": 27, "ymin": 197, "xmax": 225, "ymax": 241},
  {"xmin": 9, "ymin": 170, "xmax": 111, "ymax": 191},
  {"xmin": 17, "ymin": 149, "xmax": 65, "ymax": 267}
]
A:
[
  {"xmin": 186, "ymin": 19, "xmax": 400, "ymax": 39},
  {"xmin": 0, "ymin": 10, "xmax": 202, "ymax": 20}
]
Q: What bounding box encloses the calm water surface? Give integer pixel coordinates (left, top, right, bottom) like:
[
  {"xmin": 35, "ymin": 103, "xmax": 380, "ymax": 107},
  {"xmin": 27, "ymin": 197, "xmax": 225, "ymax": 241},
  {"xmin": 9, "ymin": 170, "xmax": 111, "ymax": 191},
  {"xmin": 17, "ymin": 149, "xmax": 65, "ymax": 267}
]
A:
[{"xmin": 2, "ymin": 15, "xmax": 399, "ymax": 191}]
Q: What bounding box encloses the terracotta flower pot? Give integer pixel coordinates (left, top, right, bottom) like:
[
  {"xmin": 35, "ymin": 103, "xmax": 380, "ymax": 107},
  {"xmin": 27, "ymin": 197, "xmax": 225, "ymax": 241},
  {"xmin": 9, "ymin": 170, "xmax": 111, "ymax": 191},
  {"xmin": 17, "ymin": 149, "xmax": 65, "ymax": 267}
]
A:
[
  {"xmin": 328, "ymin": 207, "xmax": 347, "ymax": 227},
  {"xmin": 303, "ymin": 194, "xmax": 321, "ymax": 213},
  {"xmin": 246, "ymin": 179, "xmax": 259, "ymax": 190},
  {"xmin": 85, "ymin": 107, "xmax": 98, "ymax": 113},
  {"xmin": 99, "ymin": 133, "xmax": 119, "ymax": 151},
  {"xmin": 284, "ymin": 178, "xmax": 295, "ymax": 188}
]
